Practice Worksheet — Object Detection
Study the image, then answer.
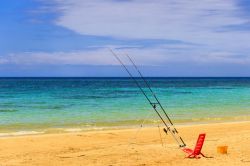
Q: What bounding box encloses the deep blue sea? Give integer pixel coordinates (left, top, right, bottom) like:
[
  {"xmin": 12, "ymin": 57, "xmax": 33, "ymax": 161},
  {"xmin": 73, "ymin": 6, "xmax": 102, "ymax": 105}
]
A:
[{"xmin": 0, "ymin": 77, "xmax": 250, "ymax": 135}]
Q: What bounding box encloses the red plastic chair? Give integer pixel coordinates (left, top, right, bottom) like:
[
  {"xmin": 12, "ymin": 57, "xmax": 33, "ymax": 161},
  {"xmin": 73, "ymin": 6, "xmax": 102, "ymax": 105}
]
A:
[{"xmin": 182, "ymin": 133, "xmax": 206, "ymax": 159}]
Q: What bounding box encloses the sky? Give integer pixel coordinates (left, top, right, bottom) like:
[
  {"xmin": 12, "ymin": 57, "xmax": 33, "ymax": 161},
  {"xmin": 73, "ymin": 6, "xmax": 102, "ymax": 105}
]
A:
[{"xmin": 0, "ymin": 0, "xmax": 250, "ymax": 77}]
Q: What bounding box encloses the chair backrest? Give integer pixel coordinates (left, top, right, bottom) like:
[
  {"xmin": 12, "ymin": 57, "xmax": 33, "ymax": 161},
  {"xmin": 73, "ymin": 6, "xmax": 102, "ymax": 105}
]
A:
[{"xmin": 193, "ymin": 133, "xmax": 206, "ymax": 155}]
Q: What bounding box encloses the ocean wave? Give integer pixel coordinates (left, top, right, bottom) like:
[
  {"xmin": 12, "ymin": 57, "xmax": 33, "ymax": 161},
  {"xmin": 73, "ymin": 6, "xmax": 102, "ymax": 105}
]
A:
[
  {"xmin": 210, "ymin": 87, "xmax": 235, "ymax": 90},
  {"xmin": 0, "ymin": 131, "xmax": 44, "ymax": 137},
  {"xmin": 60, "ymin": 94, "xmax": 134, "ymax": 99},
  {"xmin": 0, "ymin": 109, "xmax": 18, "ymax": 113},
  {"xmin": 63, "ymin": 128, "xmax": 83, "ymax": 132},
  {"xmin": 173, "ymin": 91, "xmax": 192, "ymax": 94}
]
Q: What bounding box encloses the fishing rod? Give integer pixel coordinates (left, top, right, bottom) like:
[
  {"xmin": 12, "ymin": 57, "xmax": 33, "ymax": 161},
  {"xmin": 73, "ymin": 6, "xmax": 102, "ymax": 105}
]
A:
[
  {"xmin": 125, "ymin": 54, "xmax": 186, "ymax": 147},
  {"xmin": 125, "ymin": 54, "xmax": 175, "ymax": 124},
  {"xmin": 109, "ymin": 49, "xmax": 186, "ymax": 147}
]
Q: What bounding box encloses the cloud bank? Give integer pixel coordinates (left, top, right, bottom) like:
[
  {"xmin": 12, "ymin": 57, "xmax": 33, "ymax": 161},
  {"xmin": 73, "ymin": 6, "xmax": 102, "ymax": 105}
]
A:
[
  {"xmin": 1, "ymin": 45, "xmax": 250, "ymax": 66},
  {"xmin": 2, "ymin": 0, "xmax": 250, "ymax": 76},
  {"xmin": 19, "ymin": 0, "xmax": 249, "ymax": 67},
  {"xmin": 53, "ymin": 0, "xmax": 250, "ymax": 49}
]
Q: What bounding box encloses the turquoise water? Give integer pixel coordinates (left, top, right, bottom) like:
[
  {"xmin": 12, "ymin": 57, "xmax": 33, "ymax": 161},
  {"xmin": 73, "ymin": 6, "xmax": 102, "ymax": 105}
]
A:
[{"xmin": 0, "ymin": 77, "xmax": 250, "ymax": 134}]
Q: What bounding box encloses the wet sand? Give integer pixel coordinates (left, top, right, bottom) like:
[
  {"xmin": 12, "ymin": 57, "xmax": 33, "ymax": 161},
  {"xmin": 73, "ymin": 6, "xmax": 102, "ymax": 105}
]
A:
[{"xmin": 0, "ymin": 121, "xmax": 249, "ymax": 166}]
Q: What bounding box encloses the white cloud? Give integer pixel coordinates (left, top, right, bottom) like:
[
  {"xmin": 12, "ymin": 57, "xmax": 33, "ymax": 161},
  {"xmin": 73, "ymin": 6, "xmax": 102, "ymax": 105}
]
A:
[
  {"xmin": 51, "ymin": 0, "xmax": 250, "ymax": 50},
  {"xmin": 3, "ymin": 50, "xmax": 116, "ymax": 65},
  {"xmin": 0, "ymin": 57, "xmax": 9, "ymax": 64},
  {"xmin": 32, "ymin": 0, "xmax": 250, "ymax": 64},
  {"xmin": 9, "ymin": 0, "xmax": 248, "ymax": 68},
  {"xmin": 2, "ymin": 46, "xmax": 250, "ymax": 66}
]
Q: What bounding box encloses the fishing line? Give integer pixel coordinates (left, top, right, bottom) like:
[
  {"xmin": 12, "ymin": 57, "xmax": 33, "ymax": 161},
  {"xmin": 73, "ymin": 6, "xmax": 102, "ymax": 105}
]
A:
[
  {"xmin": 158, "ymin": 124, "xmax": 164, "ymax": 147},
  {"xmin": 126, "ymin": 110, "xmax": 152, "ymax": 147},
  {"xmin": 124, "ymin": 53, "xmax": 186, "ymax": 147},
  {"xmin": 109, "ymin": 48, "xmax": 186, "ymax": 148}
]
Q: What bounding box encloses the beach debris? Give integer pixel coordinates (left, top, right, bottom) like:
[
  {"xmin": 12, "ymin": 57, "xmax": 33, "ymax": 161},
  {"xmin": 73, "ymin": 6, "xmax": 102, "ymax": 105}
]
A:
[
  {"xmin": 217, "ymin": 146, "xmax": 228, "ymax": 154},
  {"xmin": 57, "ymin": 152, "xmax": 86, "ymax": 158},
  {"xmin": 241, "ymin": 159, "xmax": 250, "ymax": 163}
]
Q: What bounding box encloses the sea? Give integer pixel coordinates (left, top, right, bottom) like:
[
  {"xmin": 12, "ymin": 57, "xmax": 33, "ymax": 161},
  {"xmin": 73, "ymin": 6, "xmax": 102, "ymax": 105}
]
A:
[{"xmin": 0, "ymin": 77, "xmax": 250, "ymax": 136}]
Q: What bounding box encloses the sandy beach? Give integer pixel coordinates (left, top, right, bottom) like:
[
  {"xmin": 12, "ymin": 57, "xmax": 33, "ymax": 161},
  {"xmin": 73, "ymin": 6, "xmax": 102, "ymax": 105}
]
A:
[{"xmin": 0, "ymin": 121, "xmax": 249, "ymax": 166}]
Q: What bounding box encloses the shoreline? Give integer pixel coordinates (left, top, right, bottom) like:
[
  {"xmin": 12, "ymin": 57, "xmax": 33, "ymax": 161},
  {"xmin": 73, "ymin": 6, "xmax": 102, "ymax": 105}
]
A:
[
  {"xmin": 1, "ymin": 120, "xmax": 249, "ymax": 138},
  {"xmin": 0, "ymin": 120, "xmax": 249, "ymax": 165}
]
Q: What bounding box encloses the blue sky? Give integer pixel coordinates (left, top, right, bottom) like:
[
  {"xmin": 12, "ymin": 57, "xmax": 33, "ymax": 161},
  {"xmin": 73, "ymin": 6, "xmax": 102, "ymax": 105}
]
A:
[{"xmin": 1, "ymin": 0, "xmax": 250, "ymax": 77}]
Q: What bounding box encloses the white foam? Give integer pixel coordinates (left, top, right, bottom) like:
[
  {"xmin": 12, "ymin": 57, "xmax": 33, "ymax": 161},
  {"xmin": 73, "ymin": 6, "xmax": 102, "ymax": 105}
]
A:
[
  {"xmin": 63, "ymin": 128, "xmax": 83, "ymax": 132},
  {"xmin": 0, "ymin": 131, "xmax": 44, "ymax": 137}
]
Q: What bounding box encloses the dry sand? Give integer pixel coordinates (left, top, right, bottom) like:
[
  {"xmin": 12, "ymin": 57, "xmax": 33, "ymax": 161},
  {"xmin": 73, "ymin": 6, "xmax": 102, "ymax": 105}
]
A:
[{"xmin": 0, "ymin": 121, "xmax": 250, "ymax": 166}]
